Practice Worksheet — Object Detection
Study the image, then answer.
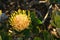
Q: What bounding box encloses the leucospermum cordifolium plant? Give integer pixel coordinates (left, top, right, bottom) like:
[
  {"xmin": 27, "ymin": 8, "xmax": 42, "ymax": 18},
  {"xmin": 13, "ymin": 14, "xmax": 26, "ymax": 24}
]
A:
[
  {"xmin": 1, "ymin": 0, "xmax": 60, "ymax": 40},
  {"xmin": 7, "ymin": 8, "xmax": 42, "ymax": 40},
  {"xmin": 0, "ymin": 7, "xmax": 42, "ymax": 40},
  {"xmin": 9, "ymin": 9, "xmax": 31, "ymax": 31}
]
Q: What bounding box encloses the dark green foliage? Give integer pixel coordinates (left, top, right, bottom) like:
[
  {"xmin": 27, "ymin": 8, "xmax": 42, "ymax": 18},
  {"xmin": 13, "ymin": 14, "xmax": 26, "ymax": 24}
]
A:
[{"xmin": 0, "ymin": 0, "xmax": 60, "ymax": 40}]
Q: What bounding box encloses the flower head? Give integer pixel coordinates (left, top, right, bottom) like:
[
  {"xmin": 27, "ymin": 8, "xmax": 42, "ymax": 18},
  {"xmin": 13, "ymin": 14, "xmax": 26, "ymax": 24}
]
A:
[{"xmin": 9, "ymin": 9, "xmax": 31, "ymax": 31}]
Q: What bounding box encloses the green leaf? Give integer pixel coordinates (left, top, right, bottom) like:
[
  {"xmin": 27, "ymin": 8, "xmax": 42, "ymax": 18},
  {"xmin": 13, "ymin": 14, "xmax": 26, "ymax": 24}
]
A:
[
  {"xmin": 52, "ymin": 10, "xmax": 60, "ymax": 28},
  {"xmin": 17, "ymin": 37, "xmax": 23, "ymax": 40},
  {"xmin": 32, "ymin": 26, "xmax": 39, "ymax": 35},
  {"xmin": 43, "ymin": 31, "xmax": 51, "ymax": 40},
  {"xmin": 36, "ymin": 18, "xmax": 42, "ymax": 24},
  {"xmin": 33, "ymin": 37, "xmax": 41, "ymax": 40},
  {"xmin": 30, "ymin": 12, "xmax": 36, "ymax": 21},
  {"xmin": 0, "ymin": 35, "xmax": 2, "ymax": 40},
  {"xmin": 30, "ymin": 11, "xmax": 42, "ymax": 27},
  {"xmin": 23, "ymin": 29, "xmax": 30, "ymax": 38},
  {"xmin": 0, "ymin": 31, "xmax": 9, "ymax": 40}
]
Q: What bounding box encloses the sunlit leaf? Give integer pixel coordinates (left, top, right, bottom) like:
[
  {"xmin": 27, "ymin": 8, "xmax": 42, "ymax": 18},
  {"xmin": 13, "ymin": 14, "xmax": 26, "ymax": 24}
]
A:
[{"xmin": 33, "ymin": 37, "xmax": 41, "ymax": 40}]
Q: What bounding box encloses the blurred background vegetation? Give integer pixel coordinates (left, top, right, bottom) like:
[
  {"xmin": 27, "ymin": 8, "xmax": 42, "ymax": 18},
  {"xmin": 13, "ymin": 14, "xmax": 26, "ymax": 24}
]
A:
[{"xmin": 0, "ymin": 0, "xmax": 60, "ymax": 40}]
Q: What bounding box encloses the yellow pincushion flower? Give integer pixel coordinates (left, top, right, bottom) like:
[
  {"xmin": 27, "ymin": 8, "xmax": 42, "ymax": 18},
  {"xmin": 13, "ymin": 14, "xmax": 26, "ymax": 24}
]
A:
[{"xmin": 9, "ymin": 9, "xmax": 31, "ymax": 31}]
